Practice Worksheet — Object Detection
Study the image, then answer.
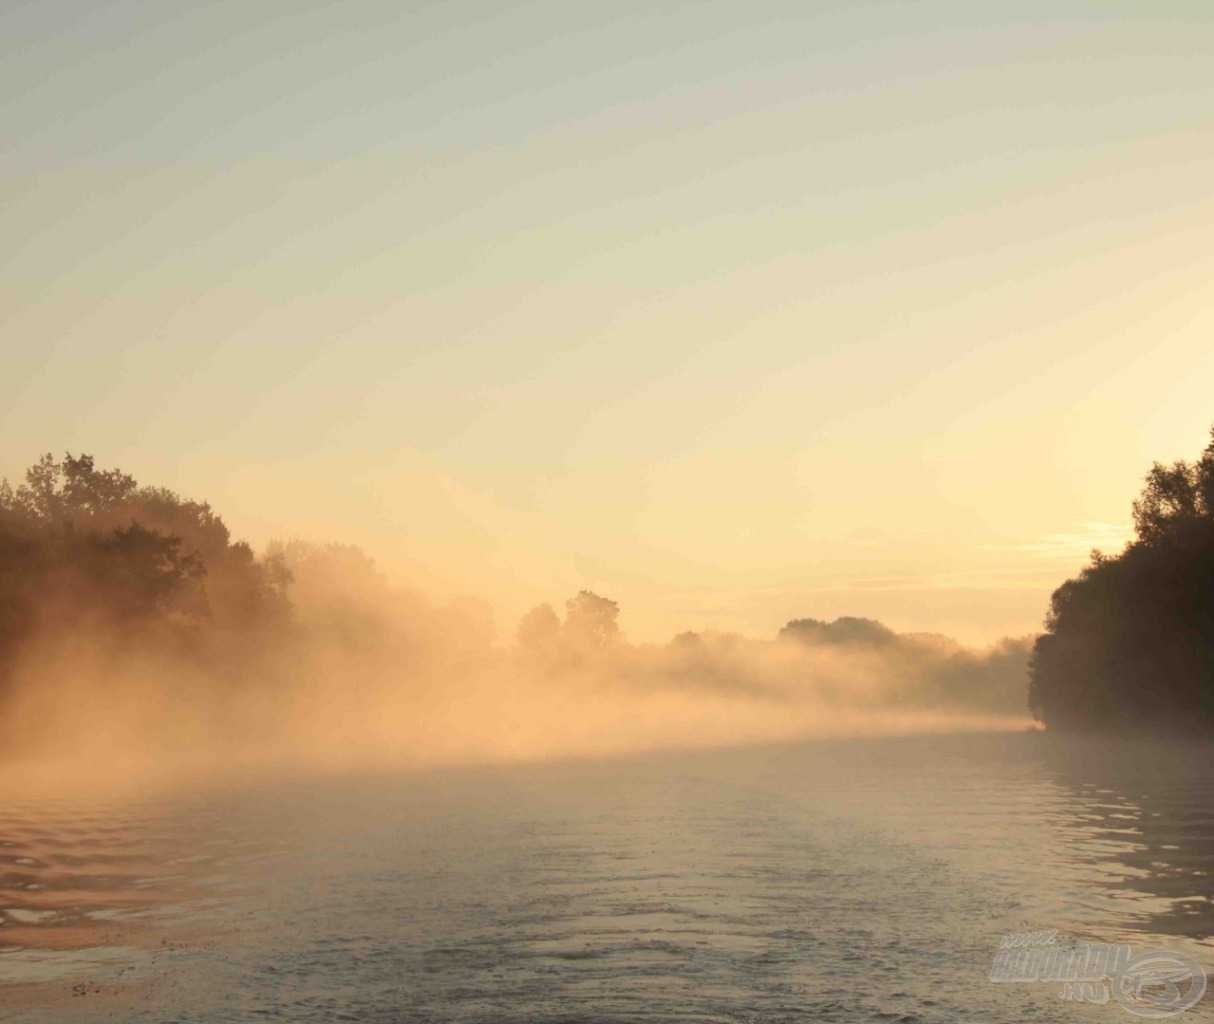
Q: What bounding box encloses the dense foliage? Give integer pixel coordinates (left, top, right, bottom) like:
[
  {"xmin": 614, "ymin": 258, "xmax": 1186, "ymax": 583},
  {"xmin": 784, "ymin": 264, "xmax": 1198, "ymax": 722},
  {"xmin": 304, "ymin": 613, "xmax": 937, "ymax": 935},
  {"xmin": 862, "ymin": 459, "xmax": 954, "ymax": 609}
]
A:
[
  {"xmin": 0, "ymin": 454, "xmax": 290, "ymax": 711},
  {"xmin": 1030, "ymin": 427, "xmax": 1214, "ymax": 731}
]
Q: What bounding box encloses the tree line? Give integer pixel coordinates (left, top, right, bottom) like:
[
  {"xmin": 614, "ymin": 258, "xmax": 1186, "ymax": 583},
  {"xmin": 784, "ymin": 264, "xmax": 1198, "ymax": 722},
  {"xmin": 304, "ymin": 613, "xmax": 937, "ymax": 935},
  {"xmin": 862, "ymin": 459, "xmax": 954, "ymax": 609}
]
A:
[{"xmin": 0, "ymin": 452, "xmax": 1036, "ymax": 758}]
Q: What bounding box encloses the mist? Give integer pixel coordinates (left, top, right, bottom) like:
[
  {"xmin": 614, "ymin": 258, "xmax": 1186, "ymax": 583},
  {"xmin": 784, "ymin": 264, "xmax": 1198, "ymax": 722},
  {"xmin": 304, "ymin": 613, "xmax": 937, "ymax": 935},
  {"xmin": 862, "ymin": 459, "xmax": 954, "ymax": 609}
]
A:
[{"xmin": 0, "ymin": 455, "xmax": 1033, "ymax": 791}]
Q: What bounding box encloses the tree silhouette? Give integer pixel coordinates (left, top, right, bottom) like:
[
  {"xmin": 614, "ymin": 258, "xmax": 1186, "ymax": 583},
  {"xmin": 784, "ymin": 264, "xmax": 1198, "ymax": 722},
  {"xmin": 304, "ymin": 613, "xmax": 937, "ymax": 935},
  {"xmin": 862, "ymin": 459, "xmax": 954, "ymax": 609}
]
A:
[
  {"xmin": 780, "ymin": 616, "xmax": 897, "ymax": 647},
  {"xmin": 1030, "ymin": 426, "xmax": 1214, "ymax": 731},
  {"xmin": 563, "ymin": 590, "xmax": 620, "ymax": 652},
  {"xmin": 517, "ymin": 603, "xmax": 561, "ymax": 654},
  {"xmin": 0, "ymin": 454, "xmax": 290, "ymax": 703}
]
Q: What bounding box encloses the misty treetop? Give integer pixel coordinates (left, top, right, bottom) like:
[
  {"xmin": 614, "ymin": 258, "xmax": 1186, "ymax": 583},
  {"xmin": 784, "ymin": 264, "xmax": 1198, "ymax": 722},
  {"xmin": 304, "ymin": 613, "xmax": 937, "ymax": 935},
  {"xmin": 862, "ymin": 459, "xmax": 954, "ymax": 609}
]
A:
[
  {"xmin": 779, "ymin": 617, "xmax": 898, "ymax": 647},
  {"xmin": 515, "ymin": 595, "xmax": 1031, "ymax": 716},
  {"xmin": 0, "ymin": 452, "xmax": 1035, "ymax": 764},
  {"xmin": 1030, "ymin": 426, "xmax": 1214, "ymax": 731},
  {"xmin": 513, "ymin": 591, "xmax": 622, "ymax": 671}
]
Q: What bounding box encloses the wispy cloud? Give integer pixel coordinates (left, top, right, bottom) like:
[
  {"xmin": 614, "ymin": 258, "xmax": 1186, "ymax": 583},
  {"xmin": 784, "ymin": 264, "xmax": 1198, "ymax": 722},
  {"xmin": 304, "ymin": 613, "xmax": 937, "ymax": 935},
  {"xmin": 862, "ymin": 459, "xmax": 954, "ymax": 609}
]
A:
[{"xmin": 987, "ymin": 522, "xmax": 1134, "ymax": 560}]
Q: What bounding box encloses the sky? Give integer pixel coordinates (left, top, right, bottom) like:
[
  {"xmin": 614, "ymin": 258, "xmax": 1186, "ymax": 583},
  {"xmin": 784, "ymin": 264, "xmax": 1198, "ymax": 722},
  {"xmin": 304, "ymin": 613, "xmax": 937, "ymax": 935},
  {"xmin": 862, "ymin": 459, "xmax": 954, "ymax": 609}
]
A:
[{"xmin": 3, "ymin": 0, "xmax": 1213, "ymax": 644}]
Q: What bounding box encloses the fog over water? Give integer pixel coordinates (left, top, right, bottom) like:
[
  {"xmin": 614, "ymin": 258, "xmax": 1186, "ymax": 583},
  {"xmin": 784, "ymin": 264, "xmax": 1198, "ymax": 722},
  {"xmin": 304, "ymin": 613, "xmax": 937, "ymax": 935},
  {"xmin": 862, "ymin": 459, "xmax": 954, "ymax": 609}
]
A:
[
  {"xmin": 0, "ymin": 457, "xmax": 1033, "ymax": 787},
  {"xmin": 0, "ymin": 460, "xmax": 1072, "ymax": 1022}
]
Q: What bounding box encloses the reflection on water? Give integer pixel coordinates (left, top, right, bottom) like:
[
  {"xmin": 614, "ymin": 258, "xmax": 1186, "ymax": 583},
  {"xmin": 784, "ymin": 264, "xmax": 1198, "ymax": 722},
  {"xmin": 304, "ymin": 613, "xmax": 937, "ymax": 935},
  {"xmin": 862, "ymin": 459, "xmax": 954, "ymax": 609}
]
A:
[
  {"xmin": 1041, "ymin": 738, "xmax": 1214, "ymax": 941},
  {"xmin": 1, "ymin": 733, "xmax": 1212, "ymax": 1022}
]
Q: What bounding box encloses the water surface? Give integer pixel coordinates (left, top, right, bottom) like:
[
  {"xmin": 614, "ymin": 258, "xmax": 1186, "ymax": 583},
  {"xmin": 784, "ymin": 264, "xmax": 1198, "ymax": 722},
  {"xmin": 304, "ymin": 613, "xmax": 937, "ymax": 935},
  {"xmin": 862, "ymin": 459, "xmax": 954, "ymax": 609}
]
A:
[{"xmin": 2, "ymin": 732, "xmax": 1211, "ymax": 1022}]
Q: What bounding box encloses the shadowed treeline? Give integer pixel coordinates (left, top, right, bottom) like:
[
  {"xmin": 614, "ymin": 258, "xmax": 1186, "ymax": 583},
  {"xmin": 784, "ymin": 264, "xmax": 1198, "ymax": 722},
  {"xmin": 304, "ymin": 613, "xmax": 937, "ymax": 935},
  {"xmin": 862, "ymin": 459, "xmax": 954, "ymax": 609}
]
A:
[
  {"xmin": 0, "ymin": 454, "xmax": 1033, "ymax": 778},
  {"xmin": 1030, "ymin": 425, "xmax": 1214, "ymax": 732}
]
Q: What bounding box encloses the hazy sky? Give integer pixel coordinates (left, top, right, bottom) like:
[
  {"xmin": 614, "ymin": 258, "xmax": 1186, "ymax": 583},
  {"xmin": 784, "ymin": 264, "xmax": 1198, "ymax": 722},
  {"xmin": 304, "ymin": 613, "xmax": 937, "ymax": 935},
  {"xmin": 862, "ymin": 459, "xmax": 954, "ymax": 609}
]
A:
[{"xmin": 3, "ymin": 1, "xmax": 1213, "ymax": 643}]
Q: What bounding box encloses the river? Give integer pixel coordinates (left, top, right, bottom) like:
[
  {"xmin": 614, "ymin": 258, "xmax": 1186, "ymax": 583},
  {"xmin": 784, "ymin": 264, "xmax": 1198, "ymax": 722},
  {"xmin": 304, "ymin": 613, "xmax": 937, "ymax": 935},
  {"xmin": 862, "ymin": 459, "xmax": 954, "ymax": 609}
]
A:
[{"xmin": 2, "ymin": 731, "xmax": 1211, "ymax": 1022}]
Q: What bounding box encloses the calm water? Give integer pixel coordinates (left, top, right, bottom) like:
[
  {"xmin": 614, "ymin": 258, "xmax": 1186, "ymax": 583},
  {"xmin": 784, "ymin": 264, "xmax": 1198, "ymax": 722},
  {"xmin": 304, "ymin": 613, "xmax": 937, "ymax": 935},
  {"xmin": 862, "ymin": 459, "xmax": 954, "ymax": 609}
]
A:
[{"xmin": 2, "ymin": 732, "xmax": 1212, "ymax": 1022}]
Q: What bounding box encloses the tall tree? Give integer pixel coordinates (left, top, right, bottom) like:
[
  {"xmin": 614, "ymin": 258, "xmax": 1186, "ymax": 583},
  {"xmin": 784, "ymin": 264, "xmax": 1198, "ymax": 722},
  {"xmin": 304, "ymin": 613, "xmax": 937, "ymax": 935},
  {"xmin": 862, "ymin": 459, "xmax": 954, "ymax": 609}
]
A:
[
  {"xmin": 563, "ymin": 591, "xmax": 620, "ymax": 652},
  {"xmin": 1030, "ymin": 425, "xmax": 1214, "ymax": 731}
]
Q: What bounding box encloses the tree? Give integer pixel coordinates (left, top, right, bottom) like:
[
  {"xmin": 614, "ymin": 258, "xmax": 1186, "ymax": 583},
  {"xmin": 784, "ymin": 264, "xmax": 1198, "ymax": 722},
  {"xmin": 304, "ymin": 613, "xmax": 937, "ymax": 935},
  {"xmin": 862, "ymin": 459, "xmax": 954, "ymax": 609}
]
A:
[
  {"xmin": 563, "ymin": 590, "xmax": 620, "ymax": 652},
  {"xmin": 0, "ymin": 454, "xmax": 293, "ymax": 705},
  {"xmin": 1030, "ymin": 424, "xmax": 1214, "ymax": 731},
  {"xmin": 779, "ymin": 616, "xmax": 896, "ymax": 647},
  {"xmin": 1129, "ymin": 428, "xmax": 1214, "ymax": 545},
  {"xmin": 5, "ymin": 453, "xmax": 138, "ymax": 528},
  {"xmin": 517, "ymin": 603, "xmax": 561, "ymax": 654},
  {"xmin": 80, "ymin": 523, "xmax": 206, "ymax": 621}
]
